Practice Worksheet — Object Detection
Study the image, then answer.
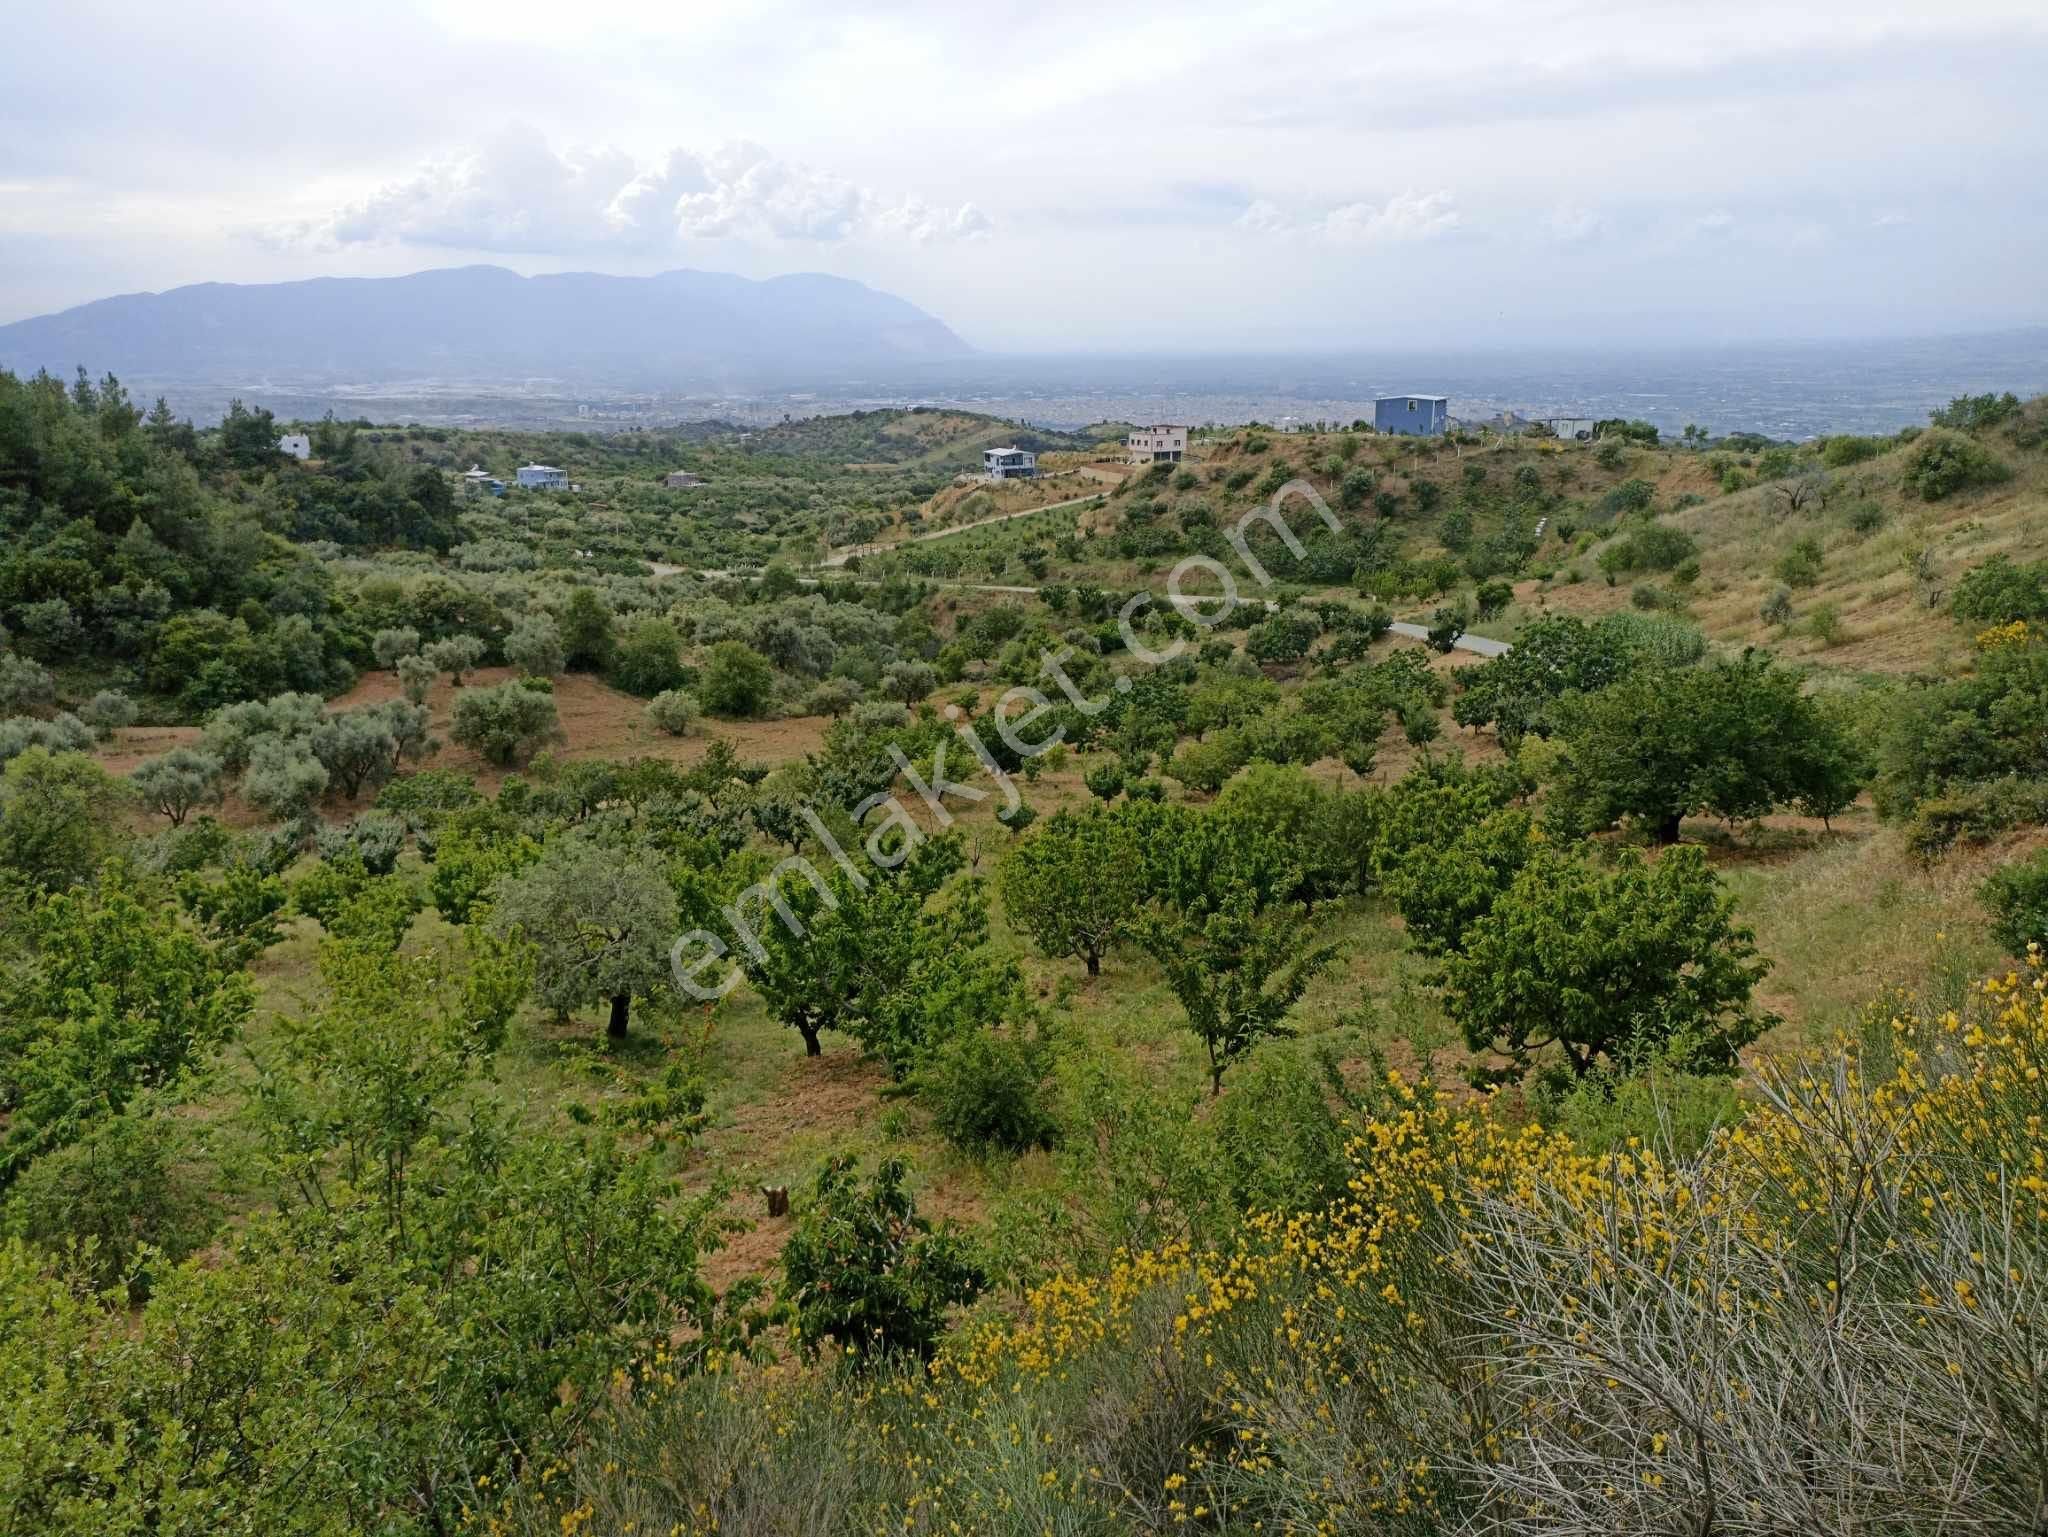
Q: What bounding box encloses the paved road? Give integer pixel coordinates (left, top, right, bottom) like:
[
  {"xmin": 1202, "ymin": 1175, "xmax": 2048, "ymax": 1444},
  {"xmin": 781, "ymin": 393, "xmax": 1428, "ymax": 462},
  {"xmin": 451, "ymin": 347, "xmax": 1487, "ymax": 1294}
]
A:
[{"xmin": 1386, "ymin": 620, "xmax": 1512, "ymax": 658}]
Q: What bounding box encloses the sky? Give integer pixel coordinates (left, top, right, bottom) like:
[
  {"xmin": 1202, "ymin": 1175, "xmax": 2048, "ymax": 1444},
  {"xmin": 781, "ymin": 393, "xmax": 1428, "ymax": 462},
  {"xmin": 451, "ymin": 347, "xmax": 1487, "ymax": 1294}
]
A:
[{"xmin": 4, "ymin": 0, "xmax": 2046, "ymax": 353}]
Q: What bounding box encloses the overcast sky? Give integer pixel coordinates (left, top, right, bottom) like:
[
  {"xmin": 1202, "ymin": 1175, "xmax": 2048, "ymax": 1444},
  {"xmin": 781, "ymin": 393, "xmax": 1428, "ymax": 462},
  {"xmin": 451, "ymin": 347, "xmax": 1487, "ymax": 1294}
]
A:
[{"xmin": 4, "ymin": 0, "xmax": 2045, "ymax": 352}]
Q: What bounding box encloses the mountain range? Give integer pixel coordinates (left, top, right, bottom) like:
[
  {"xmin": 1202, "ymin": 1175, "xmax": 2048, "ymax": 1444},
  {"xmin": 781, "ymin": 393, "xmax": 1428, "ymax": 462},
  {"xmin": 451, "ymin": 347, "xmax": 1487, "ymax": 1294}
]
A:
[{"xmin": 0, "ymin": 266, "xmax": 973, "ymax": 391}]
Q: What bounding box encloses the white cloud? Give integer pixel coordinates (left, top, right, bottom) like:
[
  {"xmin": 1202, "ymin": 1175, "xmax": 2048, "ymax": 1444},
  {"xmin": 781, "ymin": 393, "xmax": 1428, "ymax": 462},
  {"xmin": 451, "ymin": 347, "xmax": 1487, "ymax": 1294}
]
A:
[
  {"xmin": 1544, "ymin": 203, "xmax": 1605, "ymax": 243},
  {"xmin": 270, "ymin": 130, "xmax": 989, "ymax": 253},
  {"xmin": 1321, "ymin": 190, "xmax": 1462, "ymax": 244},
  {"xmin": 1233, "ymin": 190, "xmax": 1463, "ymax": 243},
  {"xmin": 1233, "ymin": 198, "xmax": 1293, "ymax": 235},
  {"xmin": 1693, "ymin": 209, "xmax": 1738, "ymax": 239}
]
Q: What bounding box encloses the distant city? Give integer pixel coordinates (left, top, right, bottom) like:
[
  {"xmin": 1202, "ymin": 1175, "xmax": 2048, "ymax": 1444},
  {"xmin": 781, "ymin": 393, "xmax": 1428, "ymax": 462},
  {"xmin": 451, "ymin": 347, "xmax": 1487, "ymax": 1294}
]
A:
[{"xmin": 139, "ymin": 327, "xmax": 2048, "ymax": 442}]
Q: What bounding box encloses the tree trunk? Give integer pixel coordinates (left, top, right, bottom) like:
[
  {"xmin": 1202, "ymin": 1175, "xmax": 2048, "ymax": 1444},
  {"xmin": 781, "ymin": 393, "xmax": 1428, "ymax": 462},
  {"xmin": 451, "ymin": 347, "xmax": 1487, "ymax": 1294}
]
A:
[
  {"xmin": 1085, "ymin": 951, "xmax": 1100, "ymax": 977},
  {"xmin": 607, "ymin": 993, "xmax": 631, "ymax": 1039},
  {"xmin": 799, "ymin": 1021, "xmax": 822, "ymax": 1057},
  {"xmin": 1656, "ymin": 809, "xmax": 1685, "ymax": 845}
]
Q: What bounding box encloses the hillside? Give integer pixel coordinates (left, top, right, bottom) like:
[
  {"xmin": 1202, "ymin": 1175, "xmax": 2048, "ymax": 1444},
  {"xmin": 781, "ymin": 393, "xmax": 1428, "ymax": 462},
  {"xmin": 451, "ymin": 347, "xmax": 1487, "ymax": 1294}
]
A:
[
  {"xmin": 7, "ymin": 374, "xmax": 2048, "ymax": 1536},
  {"xmin": 736, "ymin": 407, "xmax": 1110, "ymax": 468},
  {"xmin": 0, "ymin": 265, "xmax": 972, "ymax": 389}
]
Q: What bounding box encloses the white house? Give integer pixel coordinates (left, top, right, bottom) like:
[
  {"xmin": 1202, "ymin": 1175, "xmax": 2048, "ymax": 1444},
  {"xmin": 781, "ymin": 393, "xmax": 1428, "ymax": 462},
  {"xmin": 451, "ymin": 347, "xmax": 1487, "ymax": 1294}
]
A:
[
  {"xmin": 1126, "ymin": 425, "xmax": 1189, "ymax": 464},
  {"xmin": 983, "ymin": 447, "xmax": 1037, "ymax": 481},
  {"xmin": 516, "ymin": 464, "xmax": 570, "ymax": 491},
  {"xmin": 277, "ymin": 433, "xmax": 312, "ymax": 460}
]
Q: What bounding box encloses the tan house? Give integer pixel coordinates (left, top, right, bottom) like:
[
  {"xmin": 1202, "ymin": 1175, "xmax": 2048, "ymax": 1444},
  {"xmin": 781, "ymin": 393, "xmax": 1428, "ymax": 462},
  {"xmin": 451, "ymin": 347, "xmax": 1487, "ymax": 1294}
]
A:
[
  {"xmin": 1126, "ymin": 425, "xmax": 1189, "ymax": 464},
  {"xmin": 663, "ymin": 470, "xmax": 705, "ymax": 489}
]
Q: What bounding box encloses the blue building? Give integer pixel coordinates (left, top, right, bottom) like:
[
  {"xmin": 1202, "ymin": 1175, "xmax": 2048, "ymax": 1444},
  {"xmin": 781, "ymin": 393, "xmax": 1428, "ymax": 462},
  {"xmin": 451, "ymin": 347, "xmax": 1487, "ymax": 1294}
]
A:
[
  {"xmin": 516, "ymin": 463, "xmax": 569, "ymax": 491},
  {"xmin": 1373, "ymin": 395, "xmax": 1449, "ymax": 436}
]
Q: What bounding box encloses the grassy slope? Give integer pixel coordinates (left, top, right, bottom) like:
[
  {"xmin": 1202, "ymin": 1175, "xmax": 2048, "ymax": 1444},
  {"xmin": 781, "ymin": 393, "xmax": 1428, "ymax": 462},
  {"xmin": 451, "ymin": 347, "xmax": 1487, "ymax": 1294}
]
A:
[{"xmin": 1526, "ymin": 433, "xmax": 2046, "ymax": 676}]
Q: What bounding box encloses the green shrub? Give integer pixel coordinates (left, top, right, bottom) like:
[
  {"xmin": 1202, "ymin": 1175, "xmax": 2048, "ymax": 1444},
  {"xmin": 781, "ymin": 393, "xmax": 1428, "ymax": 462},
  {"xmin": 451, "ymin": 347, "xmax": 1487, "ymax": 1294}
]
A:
[
  {"xmin": 1208, "ymin": 1042, "xmax": 1357, "ymax": 1214},
  {"xmin": 0, "ymin": 653, "xmax": 56, "ymax": 716},
  {"xmin": 1597, "ymin": 478, "xmax": 1655, "ymax": 518},
  {"xmin": 1820, "ymin": 435, "xmax": 1884, "ymax": 467},
  {"xmin": 1630, "ymin": 583, "xmax": 1677, "ymax": 612},
  {"xmin": 1951, "ymin": 556, "xmax": 2048, "ymax": 627},
  {"xmin": 924, "ymin": 1032, "xmax": 1059, "ymax": 1155},
  {"xmin": 1980, "ymin": 849, "xmax": 2048, "ymax": 958},
  {"xmin": 1775, "ymin": 536, "xmax": 1824, "ymax": 589},
  {"xmin": 781, "ymin": 1156, "xmax": 986, "ymax": 1362},
  {"xmin": 1083, "ymin": 760, "xmax": 1125, "ymax": 801},
  {"xmin": 1597, "ymin": 523, "xmax": 1696, "ymax": 577},
  {"xmin": 646, "ymin": 689, "xmax": 696, "ymax": 736},
  {"xmin": 1907, "ymin": 432, "xmax": 2012, "ymax": 501},
  {"xmin": 450, "ymin": 681, "xmax": 561, "ymax": 767},
  {"xmin": 1903, "ymin": 779, "xmax": 2048, "ymax": 858},
  {"xmin": 2, "ymin": 1109, "xmax": 212, "ymax": 1295},
  {"xmin": 1533, "ymin": 1058, "xmax": 1745, "ymax": 1160},
  {"xmin": 698, "ymin": 640, "xmax": 775, "ymax": 718},
  {"xmin": 78, "ymin": 690, "xmax": 136, "ymax": 738},
  {"xmin": 1930, "ymin": 391, "xmax": 2021, "ymax": 430}
]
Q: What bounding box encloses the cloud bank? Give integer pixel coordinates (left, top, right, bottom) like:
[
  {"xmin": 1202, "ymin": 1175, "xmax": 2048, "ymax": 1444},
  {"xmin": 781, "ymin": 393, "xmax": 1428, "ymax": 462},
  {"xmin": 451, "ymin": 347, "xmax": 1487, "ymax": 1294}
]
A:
[{"xmin": 270, "ymin": 130, "xmax": 991, "ymax": 253}]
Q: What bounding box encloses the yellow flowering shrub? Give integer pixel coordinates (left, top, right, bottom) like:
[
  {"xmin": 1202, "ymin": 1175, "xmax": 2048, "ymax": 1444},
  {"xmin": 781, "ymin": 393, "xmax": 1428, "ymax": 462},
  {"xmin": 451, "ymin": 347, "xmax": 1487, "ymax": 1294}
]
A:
[{"xmin": 511, "ymin": 963, "xmax": 2048, "ymax": 1536}]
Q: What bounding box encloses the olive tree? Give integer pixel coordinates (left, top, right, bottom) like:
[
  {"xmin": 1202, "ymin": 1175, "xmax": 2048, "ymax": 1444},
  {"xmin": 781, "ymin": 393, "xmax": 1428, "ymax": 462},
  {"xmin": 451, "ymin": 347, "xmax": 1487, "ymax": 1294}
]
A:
[
  {"xmin": 371, "ymin": 627, "xmax": 422, "ymax": 672},
  {"xmin": 396, "ymin": 653, "xmax": 437, "ymax": 704},
  {"xmin": 503, "ymin": 614, "xmax": 566, "ymax": 678},
  {"xmin": 450, "ymin": 681, "xmax": 561, "ymax": 767},
  {"xmin": 132, "ymin": 747, "xmax": 226, "ymax": 826},
  {"xmin": 424, "ymin": 634, "xmax": 487, "ymax": 685},
  {"xmin": 78, "ymin": 690, "xmax": 136, "ymax": 739},
  {"xmin": 309, "ymin": 710, "xmax": 400, "ymax": 799},
  {"xmin": 243, "ymin": 738, "xmax": 330, "ymax": 820},
  {"xmin": 491, "ymin": 840, "xmax": 676, "ymax": 1038}
]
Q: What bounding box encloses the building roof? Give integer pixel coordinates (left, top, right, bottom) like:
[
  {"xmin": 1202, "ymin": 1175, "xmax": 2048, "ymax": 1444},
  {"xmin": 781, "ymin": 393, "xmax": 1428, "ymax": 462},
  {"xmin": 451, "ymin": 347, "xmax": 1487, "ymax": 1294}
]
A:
[
  {"xmin": 518, "ymin": 463, "xmax": 565, "ymax": 474},
  {"xmin": 1376, "ymin": 395, "xmax": 1448, "ymax": 404},
  {"xmin": 985, "ymin": 446, "xmax": 1031, "ymax": 456}
]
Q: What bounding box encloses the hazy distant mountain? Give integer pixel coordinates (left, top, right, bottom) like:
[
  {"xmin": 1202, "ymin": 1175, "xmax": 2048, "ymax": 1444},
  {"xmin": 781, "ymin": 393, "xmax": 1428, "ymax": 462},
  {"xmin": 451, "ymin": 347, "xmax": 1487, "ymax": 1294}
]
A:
[{"xmin": 0, "ymin": 266, "xmax": 973, "ymax": 389}]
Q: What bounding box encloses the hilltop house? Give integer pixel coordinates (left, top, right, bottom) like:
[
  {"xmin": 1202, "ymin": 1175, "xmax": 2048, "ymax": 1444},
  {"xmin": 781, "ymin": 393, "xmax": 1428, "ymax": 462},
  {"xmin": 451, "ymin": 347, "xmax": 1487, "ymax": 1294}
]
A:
[
  {"xmin": 1373, "ymin": 396, "xmax": 1449, "ymax": 437},
  {"xmin": 663, "ymin": 470, "xmax": 705, "ymax": 489},
  {"xmin": 277, "ymin": 433, "xmax": 312, "ymax": 460},
  {"xmin": 1126, "ymin": 425, "xmax": 1189, "ymax": 464},
  {"xmin": 516, "ymin": 464, "xmax": 570, "ymax": 491},
  {"xmin": 983, "ymin": 447, "xmax": 1037, "ymax": 481},
  {"xmin": 462, "ymin": 465, "xmax": 506, "ymax": 496},
  {"xmin": 1533, "ymin": 417, "xmax": 1597, "ymax": 441}
]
